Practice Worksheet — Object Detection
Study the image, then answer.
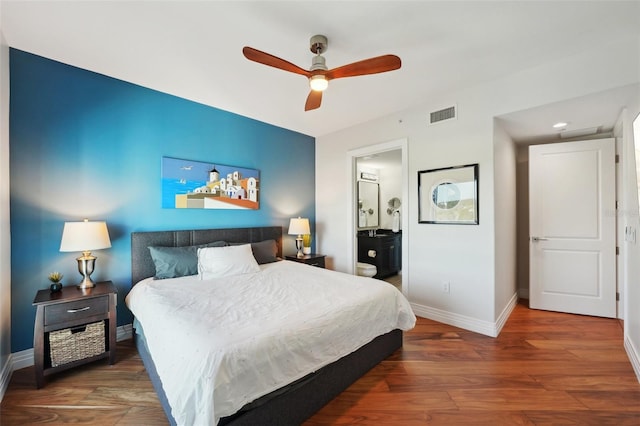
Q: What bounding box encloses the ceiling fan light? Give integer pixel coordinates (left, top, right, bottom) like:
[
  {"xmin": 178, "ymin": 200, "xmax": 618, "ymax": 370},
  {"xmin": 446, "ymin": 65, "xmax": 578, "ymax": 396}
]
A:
[{"xmin": 309, "ymin": 75, "xmax": 328, "ymax": 92}]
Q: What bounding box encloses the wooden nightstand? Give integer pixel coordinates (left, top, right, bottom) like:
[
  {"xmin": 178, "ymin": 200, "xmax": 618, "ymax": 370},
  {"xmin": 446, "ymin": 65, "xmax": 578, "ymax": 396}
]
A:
[
  {"xmin": 32, "ymin": 281, "xmax": 117, "ymax": 388},
  {"xmin": 285, "ymin": 253, "xmax": 326, "ymax": 268}
]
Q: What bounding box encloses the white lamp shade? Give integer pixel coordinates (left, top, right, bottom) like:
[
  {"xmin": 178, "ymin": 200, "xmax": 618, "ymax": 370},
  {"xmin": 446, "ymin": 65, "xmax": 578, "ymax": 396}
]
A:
[
  {"xmin": 288, "ymin": 217, "xmax": 310, "ymax": 235},
  {"xmin": 60, "ymin": 220, "xmax": 112, "ymax": 252}
]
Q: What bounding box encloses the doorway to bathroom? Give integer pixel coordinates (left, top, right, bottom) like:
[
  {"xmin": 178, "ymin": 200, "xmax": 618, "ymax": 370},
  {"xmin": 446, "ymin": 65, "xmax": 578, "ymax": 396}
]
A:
[{"xmin": 347, "ymin": 139, "xmax": 408, "ymax": 295}]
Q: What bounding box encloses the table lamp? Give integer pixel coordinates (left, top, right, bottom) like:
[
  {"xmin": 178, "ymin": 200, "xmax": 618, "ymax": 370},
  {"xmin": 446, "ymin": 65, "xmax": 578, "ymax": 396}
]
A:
[
  {"xmin": 60, "ymin": 219, "xmax": 112, "ymax": 289},
  {"xmin": 288, "ymin": 217, "xmax": 310, "ymax": 258}
]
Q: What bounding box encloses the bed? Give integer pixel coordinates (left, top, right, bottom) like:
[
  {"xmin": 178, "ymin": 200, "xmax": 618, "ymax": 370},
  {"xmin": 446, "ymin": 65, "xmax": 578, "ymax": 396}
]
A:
[{"xmin": 127, "ymin": 226, "xmax": 415, "ymax": 425}]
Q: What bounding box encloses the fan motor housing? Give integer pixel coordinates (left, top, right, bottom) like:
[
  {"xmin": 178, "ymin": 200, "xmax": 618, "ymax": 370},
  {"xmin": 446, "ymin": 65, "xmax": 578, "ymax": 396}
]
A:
[{"xmin": 310, "ymin": 55, "xmax": 327, "ymax": 71}]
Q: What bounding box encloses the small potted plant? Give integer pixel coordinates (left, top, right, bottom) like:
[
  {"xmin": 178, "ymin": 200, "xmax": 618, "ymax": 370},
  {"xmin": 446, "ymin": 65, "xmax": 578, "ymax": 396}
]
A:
[
  {"xmin": 302, "ymin": 234, "xmax": 312, "ymax": 255},
  {"xmin": 48, "ymin": 272, "xmax": 63, "ymax": 293}
]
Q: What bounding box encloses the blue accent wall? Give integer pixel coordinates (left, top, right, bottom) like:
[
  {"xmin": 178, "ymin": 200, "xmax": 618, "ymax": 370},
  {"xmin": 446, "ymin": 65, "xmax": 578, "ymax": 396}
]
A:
[{"xmin": 9, "ymin": 49, "xmax": 316, "ymax": 352}]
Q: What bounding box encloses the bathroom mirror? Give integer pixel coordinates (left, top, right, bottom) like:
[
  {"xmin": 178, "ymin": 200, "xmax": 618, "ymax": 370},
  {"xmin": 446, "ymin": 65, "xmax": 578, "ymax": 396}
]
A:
[{"xmin": 357, "ymin": 181, "xmax": 379, "ymax": 229}]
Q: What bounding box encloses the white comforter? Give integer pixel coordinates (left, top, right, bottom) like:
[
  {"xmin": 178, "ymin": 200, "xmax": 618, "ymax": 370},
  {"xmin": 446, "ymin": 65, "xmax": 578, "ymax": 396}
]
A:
[{"xmin": 125, "ymin": 260, "xmax": 416, "ymax": 425}]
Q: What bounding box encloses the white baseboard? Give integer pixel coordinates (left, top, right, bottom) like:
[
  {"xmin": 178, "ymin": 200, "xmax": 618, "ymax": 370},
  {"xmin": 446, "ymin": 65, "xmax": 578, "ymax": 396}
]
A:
[
  {"xmin": 410, "ymin": 293, "xmax": 518, "ymax": 338},
  {"xmin": 10, "ymin": 348, "xmax": 34, "ymax": 371},
  {"xmin": 0, "ymin": 323, "xmax": 134, "ymax": 402},
  {"xmin": 0, "ymin": 354, "xmax": 13, "ymax": 402},
  {"xmin": 495, "ymin": 293, "xmax": 518, "ymax": 335},
  {"xmin": 624, "ymin": 335, "xmax": 640, "ymax": 383},
  {"xmin": 0, "ymin": 350, "xmax": 31, "ymax": 402}
]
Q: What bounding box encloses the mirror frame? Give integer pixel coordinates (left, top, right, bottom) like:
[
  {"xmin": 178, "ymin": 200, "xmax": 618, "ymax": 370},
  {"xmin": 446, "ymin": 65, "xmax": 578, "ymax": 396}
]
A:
[
  {"xmin": 418, "ymin": 163, "xmax": 479, "ymax": 225},
  {"xmin": 357, "ymin": 180, "xmax": 379, "ymax": 230}
]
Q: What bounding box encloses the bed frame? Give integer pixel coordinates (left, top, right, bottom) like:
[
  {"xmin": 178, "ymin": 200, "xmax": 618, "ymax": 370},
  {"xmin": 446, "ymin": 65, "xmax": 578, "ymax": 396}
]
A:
[{"xmin": 131, "ymin": 226, "xmax": 402, "ymax": 425}]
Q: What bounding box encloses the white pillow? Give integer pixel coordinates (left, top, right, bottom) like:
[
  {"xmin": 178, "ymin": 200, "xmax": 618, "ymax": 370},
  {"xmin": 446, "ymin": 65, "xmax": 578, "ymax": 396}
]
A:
[{"xmin": 197, "ymin": 244, "xmax": 260, "ymax": 280}]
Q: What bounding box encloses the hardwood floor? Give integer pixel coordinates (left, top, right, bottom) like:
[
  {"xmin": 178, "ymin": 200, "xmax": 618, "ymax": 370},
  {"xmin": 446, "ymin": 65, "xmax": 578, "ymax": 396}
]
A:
[
  {"xmin": 2, "ymin": 301, "xmax": 639, "ymax": 425},
  {"xmin": 1, "ymin": 337, "xmax": 164, "ymax": 425}
]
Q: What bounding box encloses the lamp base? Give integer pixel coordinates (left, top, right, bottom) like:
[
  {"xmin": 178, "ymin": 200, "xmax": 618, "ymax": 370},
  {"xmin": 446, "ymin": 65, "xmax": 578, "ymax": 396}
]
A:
[
  {"xmin": 77, "ymin": 276, "xmax": 96, "ymax": 289},
  {"xmin": 76, "ymin": 253, "xmax": 97, "ymax": 289},
  {"xmin": 296, "ymin": 237, "xmax": 304, "ymax": 258}
]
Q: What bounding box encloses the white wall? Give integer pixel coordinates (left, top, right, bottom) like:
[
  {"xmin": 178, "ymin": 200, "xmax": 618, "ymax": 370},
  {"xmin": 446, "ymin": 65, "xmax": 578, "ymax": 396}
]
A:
[
  {"xmin": 0, "ymin": 1, "xmax": 12, "ymax": 398},
  {"xmin": 493, "ymin": 120, "xmax": 518, "ymax": 321},
  {"xmin": 317, "ymin": 88, "xmax": 501, "ymax": 330},
  {"xmin": 317, "ymin": 37, "xmax": 640, "ymax": 335},
  {"xmin": 623, "ymin": 109, "xmax": 640, "ymax": 379}
]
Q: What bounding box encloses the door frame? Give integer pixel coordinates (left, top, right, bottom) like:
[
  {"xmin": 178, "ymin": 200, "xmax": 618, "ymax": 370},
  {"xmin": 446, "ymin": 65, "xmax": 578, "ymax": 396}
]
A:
[{"xmin": 347, "ymin": 138, "xmax": 409, "ymax": 295}]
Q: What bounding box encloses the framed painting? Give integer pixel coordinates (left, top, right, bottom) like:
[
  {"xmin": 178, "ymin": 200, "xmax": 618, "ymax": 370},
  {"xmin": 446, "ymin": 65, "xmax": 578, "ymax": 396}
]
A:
[
  {"xmin": 418, "ymin": 163, "xmax": 478, "ymax": 224},
  {"xmin": 162, "ymin": 157, "xmax": 260, "ymax": 210}
]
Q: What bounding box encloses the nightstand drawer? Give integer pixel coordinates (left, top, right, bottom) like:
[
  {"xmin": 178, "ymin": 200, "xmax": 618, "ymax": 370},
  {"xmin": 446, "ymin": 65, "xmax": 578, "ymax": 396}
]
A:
[
  {"xmin": 306, "ymin": 257, "xmax": 325, "ymax": 268},
  {"xmin": 44, "ymin": 296, "xmax": 108, "ymax": 326}
]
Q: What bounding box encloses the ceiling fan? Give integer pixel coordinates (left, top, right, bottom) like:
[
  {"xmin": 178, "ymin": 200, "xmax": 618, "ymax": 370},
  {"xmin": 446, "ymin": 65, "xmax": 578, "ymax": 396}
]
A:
[{"xmin": 242, "ymin": 35, "xmax": 401, "ymax": 111}]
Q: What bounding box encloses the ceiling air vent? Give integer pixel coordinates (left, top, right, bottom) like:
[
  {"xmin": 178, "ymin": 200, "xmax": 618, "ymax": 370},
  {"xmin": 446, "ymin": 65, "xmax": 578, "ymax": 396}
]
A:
[{"xmin": 429, "ymin": 105, "xmax": 456, "ymax": 125}]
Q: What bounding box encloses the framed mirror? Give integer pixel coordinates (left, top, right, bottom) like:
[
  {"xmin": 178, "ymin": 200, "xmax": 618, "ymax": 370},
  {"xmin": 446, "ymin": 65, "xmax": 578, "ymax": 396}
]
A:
[
  {"xmin": 418, "ymin": 163, "xmax": 478, "ymax": 224},
  {"xmin": 357, "ymin": 181, "xmax": 379, "ymax": 229}
]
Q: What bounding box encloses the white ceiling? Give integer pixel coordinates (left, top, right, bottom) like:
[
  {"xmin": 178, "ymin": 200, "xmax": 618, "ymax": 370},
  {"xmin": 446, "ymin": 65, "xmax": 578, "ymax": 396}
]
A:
[
  {"xmin": 498, "ymin": 83, "xmax": 640, "ymax": 145},
  {"xmin": 2, "ymin": 1, "xmax": 640, "ymax": 139}
]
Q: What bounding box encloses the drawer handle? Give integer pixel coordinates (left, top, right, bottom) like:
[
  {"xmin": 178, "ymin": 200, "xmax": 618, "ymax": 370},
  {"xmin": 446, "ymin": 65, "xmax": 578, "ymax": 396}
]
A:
[{"xmin": 66, "ymin": 306, "xmax": 91, "ymax": 313}]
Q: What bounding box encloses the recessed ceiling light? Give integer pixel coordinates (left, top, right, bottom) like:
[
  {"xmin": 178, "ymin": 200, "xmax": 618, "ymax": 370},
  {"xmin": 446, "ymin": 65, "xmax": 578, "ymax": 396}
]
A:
[{"xmin": 553, "ymin": 122, "xmax": 569, "ymax": 128}]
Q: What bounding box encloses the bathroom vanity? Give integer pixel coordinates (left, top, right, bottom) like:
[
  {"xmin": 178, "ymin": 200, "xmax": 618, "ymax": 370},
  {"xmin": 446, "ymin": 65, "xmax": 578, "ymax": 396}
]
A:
[{"xmin": 357, "ymin": 231, "xmax": 401, "ymax": 279}]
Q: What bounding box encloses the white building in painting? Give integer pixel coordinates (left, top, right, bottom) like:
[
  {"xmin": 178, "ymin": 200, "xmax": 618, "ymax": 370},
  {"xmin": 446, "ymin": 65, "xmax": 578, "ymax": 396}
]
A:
[
  {"xmin": 209, "ymin": 166, "xmax": 220, "ymax": 183},
  {"xmin": 225, "ymin": 185, "xmax": 240, "ymax": 198},
  {"xmin": 233, "ymin": 188, "xmax": 246, "ymax": 200},
  {"xmin": 247, "ymin": 177, "xmax": 258, "ymax": 202}
]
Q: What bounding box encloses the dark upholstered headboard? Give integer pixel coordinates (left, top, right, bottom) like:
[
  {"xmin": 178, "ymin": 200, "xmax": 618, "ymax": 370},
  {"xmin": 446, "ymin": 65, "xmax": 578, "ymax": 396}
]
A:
[{"xmin": 131, "ymin": 226, "xmax": 283, "ymax": 285}]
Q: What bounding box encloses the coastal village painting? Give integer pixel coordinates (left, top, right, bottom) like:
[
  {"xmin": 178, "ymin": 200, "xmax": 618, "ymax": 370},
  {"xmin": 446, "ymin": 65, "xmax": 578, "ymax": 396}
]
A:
[{"xmin": 162, "ymin": 157, "xmax": 260, "ymax": 209}]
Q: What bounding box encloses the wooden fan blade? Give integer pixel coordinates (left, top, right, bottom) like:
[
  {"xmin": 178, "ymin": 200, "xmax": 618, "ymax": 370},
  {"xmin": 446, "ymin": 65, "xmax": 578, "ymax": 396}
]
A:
[
  {"xmin": 325, "ymin": 55, "xmax": 401, "ymax": 80},
  {"xmin": 243, "ymin": 47, "xmax": 310, "ymax": 77},
  {"xmin": 305, "ymin": 90, "xmax": 323, "ymax": 111}
]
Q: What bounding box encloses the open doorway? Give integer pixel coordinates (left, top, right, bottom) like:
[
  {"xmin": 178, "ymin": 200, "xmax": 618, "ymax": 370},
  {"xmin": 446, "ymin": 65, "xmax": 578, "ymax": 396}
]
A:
[{"xmin": 347, "ymin": 139, "xmax": 408, "ymax": 295}]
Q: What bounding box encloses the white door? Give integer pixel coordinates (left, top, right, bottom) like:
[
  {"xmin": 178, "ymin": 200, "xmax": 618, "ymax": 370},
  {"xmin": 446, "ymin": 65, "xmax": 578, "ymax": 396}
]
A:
[{"xmin": 529, "ymin": 138, "xmax": 616, "ymax": 318}]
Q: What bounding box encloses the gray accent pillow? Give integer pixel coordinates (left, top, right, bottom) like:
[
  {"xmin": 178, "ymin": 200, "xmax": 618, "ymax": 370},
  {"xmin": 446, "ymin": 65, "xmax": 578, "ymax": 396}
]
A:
[
  {"xmin": 250, "ymin": 239, "xmax": 278, "ymax": 264},
  {"xmin": 149, "ymin": 241, "xmax": 227, "ymax": 279},
  {"xmin": 229, "ymin": 239, "xmax": 278, "ymax": 264}
]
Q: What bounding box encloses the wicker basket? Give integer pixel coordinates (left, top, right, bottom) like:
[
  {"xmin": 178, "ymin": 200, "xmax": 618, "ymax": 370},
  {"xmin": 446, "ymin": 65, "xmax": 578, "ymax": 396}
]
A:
[{"xmin": 49, "ymin": 321, "xmax": 105, "ymax": 367}]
